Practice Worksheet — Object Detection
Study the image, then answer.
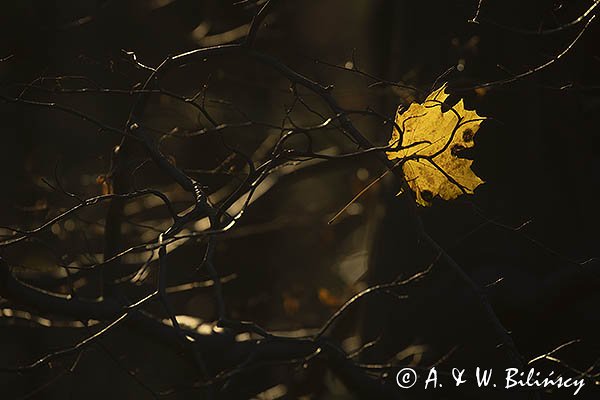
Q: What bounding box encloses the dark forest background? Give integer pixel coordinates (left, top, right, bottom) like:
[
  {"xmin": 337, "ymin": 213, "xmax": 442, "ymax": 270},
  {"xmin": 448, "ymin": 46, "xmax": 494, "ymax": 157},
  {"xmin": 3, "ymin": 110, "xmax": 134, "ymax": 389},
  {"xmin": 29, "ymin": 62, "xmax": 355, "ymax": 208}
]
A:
[{"xmin": 0, "ymin": 0, "xmax": 598, "ymax": 399}]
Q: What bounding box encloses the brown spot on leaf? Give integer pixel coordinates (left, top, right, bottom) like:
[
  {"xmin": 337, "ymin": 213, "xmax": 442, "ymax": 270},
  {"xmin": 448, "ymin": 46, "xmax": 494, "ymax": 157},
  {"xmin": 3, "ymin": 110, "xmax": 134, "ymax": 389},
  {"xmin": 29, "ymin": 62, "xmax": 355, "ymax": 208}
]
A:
[
  {"xmin": 462, "ymin": 128, "xmax": 474, "ymax": 142},
  {"xmin": 451, "ymin": 144, "xmax": 466, "ymax": 156},
  {"xmin": 421, "ymin": 190, "xmax": 433, "ymax": 202}
]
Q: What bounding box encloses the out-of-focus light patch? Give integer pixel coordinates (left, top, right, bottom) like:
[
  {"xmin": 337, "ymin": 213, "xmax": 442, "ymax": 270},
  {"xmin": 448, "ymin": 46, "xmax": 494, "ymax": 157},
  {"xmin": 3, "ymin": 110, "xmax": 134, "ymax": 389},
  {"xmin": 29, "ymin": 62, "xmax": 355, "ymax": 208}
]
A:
[
  {"xmin": 256, "ymin": 384, "xmax": 287, "ymax": 399},
  {"xmin": 324, "ymin": 370, "xmax": 350, "ymax": 396},
  {"xmin": 45, "ymin": 264, "xmax": 68, "ymax": 279},
  {"xmin": 130, "ymin": 264, "xmax": 151, "ymax": 285},
  {"xmin": 197, "ymin": 323, "xmax": 213, "ymax": 335},
  {"xmin": 196, "ymin": 24, "xmax": 251, "ymax": 47},
  {"xmin": 318, "ymin": 288, "xmax": 342, "ymax": 307},
  {"xmin": 353, "ymin": 281, "xmax": 367, "ymax": 292},
  {"xmin": 0, "ymin": 228, "xmax": 14, "ymax": 236},
  {"xmin": 143, "ymin": 196, "xmax": 162, "ymax": 210},
  {"xmin": 466, "ymin": 35, "xmax": 480, "ymax": 49},
  {"xmin": 191, "ymin": 21, "xmax": 212, "ymax": 42},
  {"xmin": 141, "ymin": 229, "xmax": 158, "ymax": 242},
  {"xmin": 194, "ymin": 217, "xmax": 211, "ymax": 231},
  {"xmin": 213, "ymin": 325, "xmax": 225, "ymax": 334},
  {"xmin": 457, "ymin": 59, "xmax": 466, "ymax": 72},
  {"xmin": 396, "ymin": 344, "xmax": 428, "ymax": 366},
  {"xmin": 337, "ymin": 251, "xmax": 368, "ymax": 285},
  {"xmin": 356, "ymin": 167, "xmax": 369, "ymax": 181},
  {"xmin": 235, "ymin": 332, "xmax": 252, "ymax": 342},
  {"xmin": 51, "ymin": 224, "xmax": 61, "ymax": 235},
  {"xmin": 176, "ymin": 315, "xmax": 203, "ymax": 331},
  {"xmin": 344, "ymin": 60, "xmax": 354, "ymax": 69},
  {"xmin": 283, "ymin": 293, "xmax": 300, "ymax": 315},
  {"xmin": 80, "ymin": 174, "xmax": 97, "ymax": 186},
  {"xmin": 269, "ymin": 327, "xmax": 319, "ymax": 337},
  {"xmin": 1, "ymin": 308, "xmax": 98, "ymax": 328},
  {"xmin": 123, "ymin": 193, "xmax": 170, "ymax": 216},
  {"xmin": 124, "ymin": 201, "xmax": 143, "ymax": 215},
  {"xmin": 475, "ymin": 87, "xmax": 488, "ymax": 97},
  {"xmin": 29, "ymin": 199, "xmax": 48, "ymax": 212},
  {"xmin": 138, "ymin": 218, "xmax": 173, "ymax": 240},
  {"xmin": 345, "ymin": 202, "xmax": 363, "ymax": 216},
  {"xmin": 341, "ymin": 335, "xmax": 361, "ymax": 352},
  {"xmin": 64, "ymin": 219, "xmax": 76, "ymax": 232},
  {"xmin": 144, "ymin": 218, "xmax": 172, "ymax": 235}
]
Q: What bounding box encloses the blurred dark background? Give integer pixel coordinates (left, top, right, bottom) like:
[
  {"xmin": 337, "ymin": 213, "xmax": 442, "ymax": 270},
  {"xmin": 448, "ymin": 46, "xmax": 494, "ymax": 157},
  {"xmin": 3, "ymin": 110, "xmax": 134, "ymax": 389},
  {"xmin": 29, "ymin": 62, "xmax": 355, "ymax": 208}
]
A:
[{"xmin": 0, "ymin": 0, "xmax": 599, "ymax": 399}]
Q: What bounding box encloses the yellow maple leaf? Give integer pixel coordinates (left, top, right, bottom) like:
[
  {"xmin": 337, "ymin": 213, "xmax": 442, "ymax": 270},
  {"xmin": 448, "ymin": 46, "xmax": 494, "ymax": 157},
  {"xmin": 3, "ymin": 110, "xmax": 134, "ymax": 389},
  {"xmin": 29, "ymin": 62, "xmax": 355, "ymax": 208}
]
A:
[{"xmin": 386, "ymin": 83, "xmax": 486, "ymax": 206}]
